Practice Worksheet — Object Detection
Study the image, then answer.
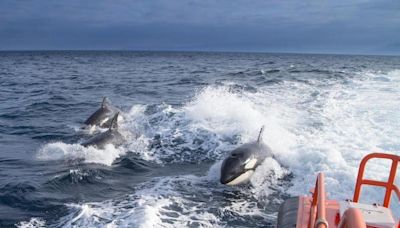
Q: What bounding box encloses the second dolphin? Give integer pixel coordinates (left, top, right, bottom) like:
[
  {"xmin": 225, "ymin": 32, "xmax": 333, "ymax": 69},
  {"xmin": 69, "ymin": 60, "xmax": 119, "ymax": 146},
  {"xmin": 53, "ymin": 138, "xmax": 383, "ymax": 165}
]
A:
[{"xmin": 81, "ymin": 112, "xmax": 125, "ymax": 149}]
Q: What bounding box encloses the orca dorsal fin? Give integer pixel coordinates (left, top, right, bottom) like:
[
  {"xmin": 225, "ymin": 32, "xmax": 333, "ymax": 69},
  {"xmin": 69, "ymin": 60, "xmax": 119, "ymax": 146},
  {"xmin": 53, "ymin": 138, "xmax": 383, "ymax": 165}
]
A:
[
  {"xmin": 101, "ymin": 97, "xmax": 107, "ymax": 108},
  {"xmin": 257, "ymin": 125, "xmax": 265, "ymax": 143},
  {"xmin": 109, "ymin": 112, "xmax": 119, "ymax": 130}
]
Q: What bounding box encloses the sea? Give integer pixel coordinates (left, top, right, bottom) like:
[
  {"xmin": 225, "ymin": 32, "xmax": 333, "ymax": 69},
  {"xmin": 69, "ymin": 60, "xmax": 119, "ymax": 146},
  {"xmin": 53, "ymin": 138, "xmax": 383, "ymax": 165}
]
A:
[{"xmin": 0, "ymin": 51, "xmax": 399, "ymax": 227}]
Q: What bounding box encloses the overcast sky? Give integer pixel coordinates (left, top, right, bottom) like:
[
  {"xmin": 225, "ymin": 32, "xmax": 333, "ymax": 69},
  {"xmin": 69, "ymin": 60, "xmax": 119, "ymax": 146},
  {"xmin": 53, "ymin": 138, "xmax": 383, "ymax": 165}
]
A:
[{"xmin": 1, "ymin": 0, "xmax": 399, "ymax": 54}]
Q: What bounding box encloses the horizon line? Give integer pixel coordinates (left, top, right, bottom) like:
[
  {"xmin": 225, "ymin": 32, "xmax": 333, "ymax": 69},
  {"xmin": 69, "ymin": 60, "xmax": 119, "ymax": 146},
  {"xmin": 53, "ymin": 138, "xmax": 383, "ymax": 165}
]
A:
[{"xmin": 0, "ymin": 49, "xmax": 399, "ymax": 57}]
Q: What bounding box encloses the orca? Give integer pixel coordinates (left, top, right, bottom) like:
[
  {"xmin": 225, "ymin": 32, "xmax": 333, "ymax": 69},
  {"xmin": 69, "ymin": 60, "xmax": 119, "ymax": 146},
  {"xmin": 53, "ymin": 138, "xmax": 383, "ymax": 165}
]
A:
[
  {"xmin": 81, "ymin": 112, "xmax": 125, "ymax": 149},
  {"xmin": 82, "ymin": 97, "xmax": 119, "ymax": 129},
  {"xmin": 220, "ymin": 126, "xmax": 272, "ymax": 185}
]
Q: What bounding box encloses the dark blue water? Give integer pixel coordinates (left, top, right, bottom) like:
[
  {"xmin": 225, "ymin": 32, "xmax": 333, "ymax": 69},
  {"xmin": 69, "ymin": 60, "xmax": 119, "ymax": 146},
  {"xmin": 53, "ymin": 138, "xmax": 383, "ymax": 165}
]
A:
[{"xmin": 1, "ymin": 51, "xmax": 399, "ymax": 227}]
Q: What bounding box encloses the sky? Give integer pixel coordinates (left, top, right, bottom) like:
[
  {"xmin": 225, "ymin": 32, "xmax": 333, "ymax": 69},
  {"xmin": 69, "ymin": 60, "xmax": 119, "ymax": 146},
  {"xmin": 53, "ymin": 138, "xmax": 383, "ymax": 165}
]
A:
[{"xmin": 0, "ymin": 0, "xmax": 399, "ymax": 55}]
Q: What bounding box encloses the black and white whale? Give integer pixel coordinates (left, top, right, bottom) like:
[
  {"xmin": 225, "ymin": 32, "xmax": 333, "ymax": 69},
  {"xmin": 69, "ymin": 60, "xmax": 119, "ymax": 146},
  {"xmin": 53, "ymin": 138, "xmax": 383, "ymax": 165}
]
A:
[
  {"xmin": 81, "ymin": 112, "xmax": 125, "ymax": 149},
  {"xmin": 82, "ymin": 97, "xmax": 119, "ymax": 129},
  {"xmin": 220, "ymin": 126, "xmax": 272, "ymax": 185}
]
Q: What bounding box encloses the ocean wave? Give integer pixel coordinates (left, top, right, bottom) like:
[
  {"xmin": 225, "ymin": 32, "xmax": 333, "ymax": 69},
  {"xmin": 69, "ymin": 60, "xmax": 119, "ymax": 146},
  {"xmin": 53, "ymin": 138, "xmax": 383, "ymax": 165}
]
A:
[
  {"xmin": 116, "ymin": 84, "xmax": 296, "ymax": 164},
  {"xmin": 55, "ymin": 169, "xmax": 285, "ymax": 227}
]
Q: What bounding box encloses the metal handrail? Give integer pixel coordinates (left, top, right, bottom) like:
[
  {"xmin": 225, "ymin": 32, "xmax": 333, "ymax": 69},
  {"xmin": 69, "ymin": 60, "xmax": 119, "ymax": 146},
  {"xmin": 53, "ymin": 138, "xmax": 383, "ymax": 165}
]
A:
[
  {"xmin": 308, "ymin": 173, "xmax": 328, "ymax": 228},
  {"xmin": 353, "ymin": 152, "xmax": 400, "ymax": 208}
]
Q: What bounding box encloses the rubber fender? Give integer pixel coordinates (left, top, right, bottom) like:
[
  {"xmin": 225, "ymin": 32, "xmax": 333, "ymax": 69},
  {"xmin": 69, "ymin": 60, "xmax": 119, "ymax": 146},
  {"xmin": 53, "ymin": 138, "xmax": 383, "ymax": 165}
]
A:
[{"xmin": 277, "ymin": 197, "xmax": 299, "ymax": 228}]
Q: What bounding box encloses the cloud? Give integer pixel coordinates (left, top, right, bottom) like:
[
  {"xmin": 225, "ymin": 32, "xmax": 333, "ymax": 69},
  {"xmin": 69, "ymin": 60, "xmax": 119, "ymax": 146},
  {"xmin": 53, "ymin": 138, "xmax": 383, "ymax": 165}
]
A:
[{"xmin": 0, "ymin": 0, "xmax": 399, "ymax": 54}]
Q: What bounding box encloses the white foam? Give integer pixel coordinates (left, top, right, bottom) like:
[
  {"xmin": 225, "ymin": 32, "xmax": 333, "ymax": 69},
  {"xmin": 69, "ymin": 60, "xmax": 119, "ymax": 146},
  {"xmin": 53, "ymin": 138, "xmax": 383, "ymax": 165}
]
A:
[
  {"xmin": 79, "ymin": 85, "xmax": 289, "ymax": 165},
  {"xmin": 250, "ymin": 157, "xmax": 290, "ymax": 200},
  {"xmin": 58, "ymin": 174, "xmax": 277, "ymax": 227},
  {"xmin": 16, "ymin": 217, "xmax": 46, "ymax": 228},
  {"xmin": 289, "ymin": 70, "xmax": 399, "ymax": 195},
  {"xmin": 37, "ymin": 142, "xmax": 125, "ymax": 166}
]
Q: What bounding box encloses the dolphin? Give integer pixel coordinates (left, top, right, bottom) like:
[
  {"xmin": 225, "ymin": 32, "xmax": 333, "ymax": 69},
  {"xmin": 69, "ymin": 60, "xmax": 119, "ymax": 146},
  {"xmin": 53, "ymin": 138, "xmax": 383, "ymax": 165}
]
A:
[
  {"xmin": 82, "ymin": 97, "xmax": 118, "ymax": 129},
  {"xmin": 220, "ymin": 126, "xmax": 272, "ymax": 185},
  {"xmin": 81, "ymin": 112, "xmax": 125, "ymax": 149}
]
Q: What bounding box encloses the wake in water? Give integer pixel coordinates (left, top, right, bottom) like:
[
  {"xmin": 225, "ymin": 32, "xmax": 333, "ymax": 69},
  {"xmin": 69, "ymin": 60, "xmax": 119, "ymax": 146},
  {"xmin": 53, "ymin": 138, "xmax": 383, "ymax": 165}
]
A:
[
  {"xmin": 56, "ymin": 157, "xmax": 289, "ymax": 228},
  {"xmin": 21, "ymin": 67, "xmax": 400, "ymax": 227}
]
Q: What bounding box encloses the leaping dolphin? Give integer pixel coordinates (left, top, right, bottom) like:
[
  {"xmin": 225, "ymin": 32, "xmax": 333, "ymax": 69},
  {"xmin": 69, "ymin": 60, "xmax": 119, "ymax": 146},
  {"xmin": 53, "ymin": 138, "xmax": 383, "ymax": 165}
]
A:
[
  {"xmin": 83, "ymin": 97, "xmax": 118, "ymax": 129},
  {"xmin": 81, "ymin": 112, "xmax": 125, "ymax": 149},
  {"xmin": 220, "ymin": 126, "xmax": 272, "ymax": 185}
]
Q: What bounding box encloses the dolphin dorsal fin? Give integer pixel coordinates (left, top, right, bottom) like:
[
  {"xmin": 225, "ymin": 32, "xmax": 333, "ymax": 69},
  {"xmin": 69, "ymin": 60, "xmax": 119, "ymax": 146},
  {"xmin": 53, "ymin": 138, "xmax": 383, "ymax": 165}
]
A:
[
  {"xmin": 109, "ymin": 112, "xmax": 119, "ymax": 130},
  {"xmin": 257, "ymin": 125, "xmax": 265, "ymax": 143},
  {"xmin": 101, "ymin": 97, "xmax": 107, "ymax": 108}
]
